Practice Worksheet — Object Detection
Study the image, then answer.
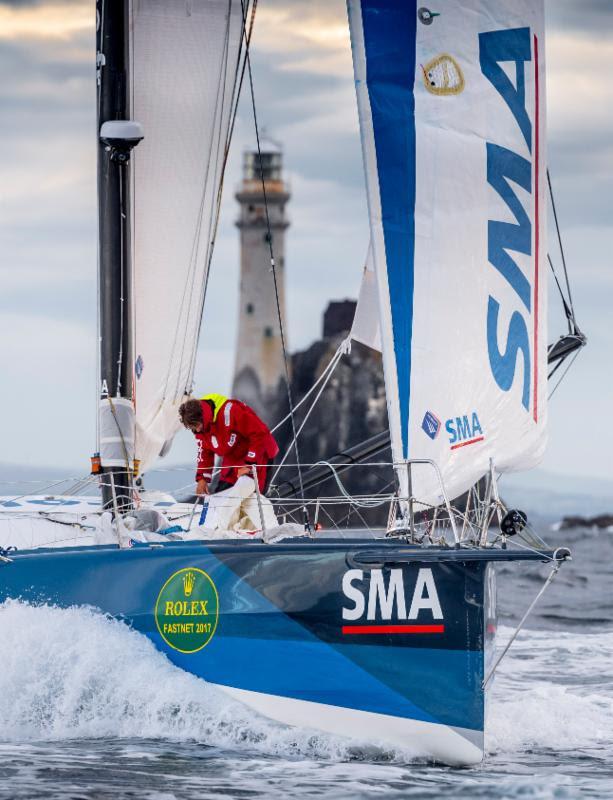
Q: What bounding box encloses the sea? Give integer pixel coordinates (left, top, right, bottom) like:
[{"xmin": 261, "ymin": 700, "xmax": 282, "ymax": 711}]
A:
[{"xmin": 0, "ymin": 525, "xmax": 610, "ymax": 800}]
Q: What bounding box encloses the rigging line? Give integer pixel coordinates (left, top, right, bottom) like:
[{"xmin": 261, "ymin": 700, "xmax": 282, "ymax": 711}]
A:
[
  {"xmin": 547, "ymin": 253, "xmax": 574, "ymax": 331},
  {"xmin": 271, "ymin": 341, "xmax": 344, "ymax": 434},
  {"xmin": 269, "ymin": 347, "xmax": 343, "ymax": 485},
  {"xmin": 547, "ymin": 350, "xmax": 566, "ymax": 381},
  {"xmin": 8, "ymin": 533, "xmax": 94, "ymax": 548},
  {"xmin": 328, "ymin": 496, "xmax": 380, "ymax": 533},
  {"xmin": 515, "ymin": 520, "xmax": 550, "ymax": 552},
  {"xmin": 547, "ymin": 168, "xmax": 575, "ymax": 317},
  {"xmin": 482, "ymin": 550, "xmax": 567, "ymax": 689},
  {"xmin": 223, "ymin": 0, "xmax": 257, "ymax": 170},
  {"xmin": 319, "ymin": 504, "xmax": 346, "ymax": 537},
  {"xmin": 488, "ymin": 537, "xmax": 557, "ymax": 563},
  {"xmin": 0, "ymin": 477, "xmax": 91, "ymax": 506},
  {"xmin": 348, "ymin": 502, "xmax": 373, "ymax": 534},
  {"xmin": 548, "ymin": 349, "xmax": 580, "ymax": 401},
  {"xmin": 310, "ymin": 462, "xmax": 392, "ymax": 509},
  {"xmin": 59, "ymin": 474, "xmax": 97, "ymax": 496},
  {"xmin": 189, "ymin": 0, "xmax": 257, "ymax": 389},
  {"xmin": 334, "ymin": 477, "xmax": 397, "ymax": 533},
  {"xmin": 240, "ymin": 0, "xmax": 305, "ymax": 499}
]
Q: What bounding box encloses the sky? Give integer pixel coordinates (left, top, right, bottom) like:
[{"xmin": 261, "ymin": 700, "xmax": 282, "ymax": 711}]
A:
[{"xmin": 0, "ymin": 0, "xmax": 611, "ymax": 488}]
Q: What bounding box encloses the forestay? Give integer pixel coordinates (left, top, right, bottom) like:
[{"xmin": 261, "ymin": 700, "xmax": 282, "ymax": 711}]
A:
[
  {"xmin": 130, "ymin": 0, "xmax": 246, "ymax": 472},
  {"xmin": 348, "ymin": 0, "xmax": 547, "ymax": 505}
]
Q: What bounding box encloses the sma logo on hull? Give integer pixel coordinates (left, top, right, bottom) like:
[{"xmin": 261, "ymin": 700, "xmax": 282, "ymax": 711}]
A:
[{"xmin": 341, "ymin": 568, "xmax": 444, "ymax": 635}]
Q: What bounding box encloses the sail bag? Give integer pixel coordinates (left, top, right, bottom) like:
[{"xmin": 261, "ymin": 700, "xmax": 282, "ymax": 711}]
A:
[{"xmin": 348, "ymin": 0, "xmax": 547, "ymax": 505}]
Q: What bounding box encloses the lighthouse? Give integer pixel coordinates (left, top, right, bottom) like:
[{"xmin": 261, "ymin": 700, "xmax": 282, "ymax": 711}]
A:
[{"xmin": 232, "ymin": 147, "xmax": 290, "ymax": 421}]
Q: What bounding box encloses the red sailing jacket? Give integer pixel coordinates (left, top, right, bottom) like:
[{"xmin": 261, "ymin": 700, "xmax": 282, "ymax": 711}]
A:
[{"xmin": 195, "ymin": 397, "xmax": 279, "ymax": 491}]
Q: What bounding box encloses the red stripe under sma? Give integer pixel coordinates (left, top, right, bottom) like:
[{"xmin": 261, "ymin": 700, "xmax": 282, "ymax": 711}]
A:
[
  {"xmin": 450, "ymin": 436, "xmax": 484, "ymax": 451},
  {"xmin": 342, "ymin": 624, "xmax": 445, "ymax": 635},
  {"xmin": 533, "ymin": 34, "xmax": 539, "ymax": 423}
]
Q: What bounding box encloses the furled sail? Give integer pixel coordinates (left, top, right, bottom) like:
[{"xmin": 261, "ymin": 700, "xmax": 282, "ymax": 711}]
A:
[
  {"xmin": 130, "ymin": 0, "xmax": 247, "ymax": 472},
  {"xmin": 347, "ymin": 0, "xmax": 547, "ymax": 505}
]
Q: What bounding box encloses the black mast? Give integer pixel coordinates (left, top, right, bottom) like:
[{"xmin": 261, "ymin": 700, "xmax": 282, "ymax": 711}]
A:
[{"xmin": 96, "ymin": 0, "xmax": 140, "ymax": 510}]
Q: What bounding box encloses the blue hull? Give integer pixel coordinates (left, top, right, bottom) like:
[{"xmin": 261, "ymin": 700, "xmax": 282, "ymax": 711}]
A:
[{"xmin": 0, "ymin": 539, "xmax": 508, "ymax": 763}]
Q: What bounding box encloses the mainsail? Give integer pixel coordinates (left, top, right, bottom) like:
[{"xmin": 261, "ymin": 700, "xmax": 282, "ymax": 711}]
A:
[
  {"xmin": 348, "ymin": 0, "xmax": 547, "ymax": 505},
  {"xmin": 130, "ymin": 0, "xmax": 247, "ymax": 472}
]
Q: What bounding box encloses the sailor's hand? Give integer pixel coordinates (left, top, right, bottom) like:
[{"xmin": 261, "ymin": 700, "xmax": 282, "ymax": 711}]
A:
[
  {"xmin": 236, "ymin": 466, "xmax": 251, "ymax": 477},
  {"xmin": 196, "ymin": 479, "xmax": 209, "ymax": 496}
]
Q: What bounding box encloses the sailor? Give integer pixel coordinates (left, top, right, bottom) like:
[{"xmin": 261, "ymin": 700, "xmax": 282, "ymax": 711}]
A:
[{"xmin": 179, "ymin": 394, "xmax": 279, "ymax": 497}]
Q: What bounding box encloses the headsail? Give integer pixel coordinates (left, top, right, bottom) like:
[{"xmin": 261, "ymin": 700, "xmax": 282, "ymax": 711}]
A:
[
  {"xmin": 351, "ymin": 243, "xmax": 381, "ymax": 352},
  {"xmin": 347, "ymin": 0, "xmax": 547, "ymax": 505},
  {"xmin": 130, "ymin": 0, "xmax": 248, "ymax": 472}
]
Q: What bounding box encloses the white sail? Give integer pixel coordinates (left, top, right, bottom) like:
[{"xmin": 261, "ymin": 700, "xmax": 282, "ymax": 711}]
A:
[
  {"xmin": 351, "ymin": 243, "xmax": 381, "ymax": 352},
  {"xmin": 130, "ymin": 0, "xmax": 246, "ymax": 472},
  {"xmin": 348, "ymin": 0, "xmax": 547, "ymax": 505}
]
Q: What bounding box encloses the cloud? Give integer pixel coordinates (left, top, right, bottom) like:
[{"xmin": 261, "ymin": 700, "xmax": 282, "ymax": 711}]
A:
[
  {"xmin": 547, "ymin": 31, "xmax": 613, "ymax": 140},
  {"xmin": 0, "ymin": 1, "xmax": 91, "ymax": 41},
  {"xmin": 0, "ymin": 310, "xmax": 95, "ymax": 468},
  {"xmin": 250, "ymin": 3, "xmax": 351, "ymax": 75},
  {"xmin": 0, "ymin": 24, "xmax": 95, "ymax": 301},
  {"xmin": 546, "ymin": 0, "xmax": 613, "ymax": 40}
]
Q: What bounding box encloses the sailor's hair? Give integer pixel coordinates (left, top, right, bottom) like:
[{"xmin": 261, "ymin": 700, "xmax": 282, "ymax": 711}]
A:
[{"xmin": 179, "ymin": 399, "xmax": 203, "ymax": 429}]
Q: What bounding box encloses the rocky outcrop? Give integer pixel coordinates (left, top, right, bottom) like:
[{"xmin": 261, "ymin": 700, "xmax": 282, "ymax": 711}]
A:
[
  {"xmin": 271, "ymin": 304, "xmax": 392, "ymax": 527},
  {"xmin": 559, "ymin": 514, "xmax": 613, "ymax": 530},
  {"xmin": 276, "ymin": 336, "xmax": 387, "ymax": 460}
]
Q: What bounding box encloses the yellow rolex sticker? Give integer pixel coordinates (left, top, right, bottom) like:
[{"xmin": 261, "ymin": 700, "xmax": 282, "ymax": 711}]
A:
[{"xmin": 155, "ymin": 567, "xmax": 219, "ymax": 653}]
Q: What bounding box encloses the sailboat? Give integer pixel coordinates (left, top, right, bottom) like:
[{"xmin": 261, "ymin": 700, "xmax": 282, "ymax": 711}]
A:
[{"xmin": 0, "ymin": 0, "xmax": 584, "ymax": 766}]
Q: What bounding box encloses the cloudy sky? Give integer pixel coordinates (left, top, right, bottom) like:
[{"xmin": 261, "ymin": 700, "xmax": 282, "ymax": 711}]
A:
[{"xmin": 0, "ymin": 0, "xmax": 611, "ymax": 489}]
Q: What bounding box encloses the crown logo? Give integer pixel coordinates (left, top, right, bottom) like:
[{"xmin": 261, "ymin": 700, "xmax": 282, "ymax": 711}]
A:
[
  {"xmin": 422, "ymin": 54, "xmax": 465, "ymax": 96},
  {"xmin": 183, "ymin": 570, "xmax": 196, "ymax": 597}
]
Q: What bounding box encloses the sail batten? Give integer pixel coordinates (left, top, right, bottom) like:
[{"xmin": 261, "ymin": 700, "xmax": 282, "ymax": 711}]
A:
[{"xmin": 348, "ymin": 0, "xmax": 547, "ymax": 505}]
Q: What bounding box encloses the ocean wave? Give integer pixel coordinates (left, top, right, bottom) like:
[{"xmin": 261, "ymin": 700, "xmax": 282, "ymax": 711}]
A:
[
  {"xmin": 1, "ymin": 602, "xmax": 611, "ymax": 764},
  {"xmin": 488, "ymin": 625, "xmax": 613, "ymax": 755},
  {"xmin": 0, "ymin": 601, "xmax": 384, "ymax": 760}
]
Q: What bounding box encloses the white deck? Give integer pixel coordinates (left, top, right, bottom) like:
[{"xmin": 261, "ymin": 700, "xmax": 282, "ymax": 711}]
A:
[{"xmin": 0, "ymin": 493, "xmax": 306, "ymax": 551}]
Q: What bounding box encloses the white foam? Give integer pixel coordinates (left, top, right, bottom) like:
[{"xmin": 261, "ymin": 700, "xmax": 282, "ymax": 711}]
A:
[
  {"xmin": 0, "ymin": 601, "xmax": 383, "ymax": 760},
  {"xmin": 1, "ymin": 602, "xmax": 611, "ymax": 763},
  {"xmin": 488, "ymin": 625, "xmax": 613, "ymax": 755}
]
